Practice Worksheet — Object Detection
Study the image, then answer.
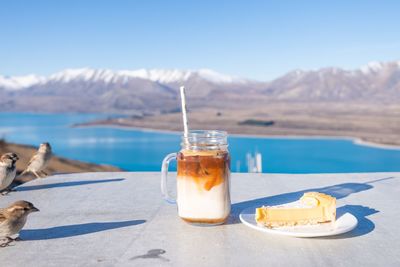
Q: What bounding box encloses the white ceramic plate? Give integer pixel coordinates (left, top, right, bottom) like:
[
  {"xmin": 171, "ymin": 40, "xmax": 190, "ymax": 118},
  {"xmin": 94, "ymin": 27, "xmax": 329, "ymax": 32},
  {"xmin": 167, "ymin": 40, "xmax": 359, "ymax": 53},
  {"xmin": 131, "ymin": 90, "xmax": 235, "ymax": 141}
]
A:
[{"xmin": 239, "ymin": 205, "xmax": 358, "ymax": 238}]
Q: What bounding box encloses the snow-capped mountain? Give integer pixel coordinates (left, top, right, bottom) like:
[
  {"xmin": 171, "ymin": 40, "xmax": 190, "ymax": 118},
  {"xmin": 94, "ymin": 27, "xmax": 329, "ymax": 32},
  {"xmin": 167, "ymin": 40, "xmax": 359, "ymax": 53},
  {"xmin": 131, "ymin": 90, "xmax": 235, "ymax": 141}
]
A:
[
  {"xmin": 1, "ymin": 61, "xmax": 400, "ymax": 113},
  {"xmin": 0, "ymin": 74, "xmax": 45, "ymax": 90},
  {"xmin": 0, "ymin": 67, "xmax": 255, "ymax": 113},
  {"xmin": 263, "ymin": 60, "xmax": 400, "ymax": 101},
  {"xmin": 0, "ymin": 68, "xmax": 246, "ymax": 91}
]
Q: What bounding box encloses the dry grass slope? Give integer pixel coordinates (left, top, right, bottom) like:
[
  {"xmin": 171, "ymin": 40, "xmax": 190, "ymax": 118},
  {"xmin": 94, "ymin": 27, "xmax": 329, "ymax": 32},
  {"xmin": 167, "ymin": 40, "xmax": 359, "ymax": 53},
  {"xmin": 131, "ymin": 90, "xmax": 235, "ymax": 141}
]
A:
[{"xmin": 0, "ymin": 140, "xmax": 122, "ymax": 186}]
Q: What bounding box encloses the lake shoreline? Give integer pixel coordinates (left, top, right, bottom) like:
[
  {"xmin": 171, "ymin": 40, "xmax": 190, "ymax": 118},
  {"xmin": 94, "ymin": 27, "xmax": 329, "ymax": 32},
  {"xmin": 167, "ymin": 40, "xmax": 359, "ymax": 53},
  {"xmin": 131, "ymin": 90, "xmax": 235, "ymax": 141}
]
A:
[
  {"xmin": 74, "ymin": 121, "xmax": 400, "ymax": 151},
  {"xmin": 2, "ymin": 112, "xmax": 399, "ymax": 174}
]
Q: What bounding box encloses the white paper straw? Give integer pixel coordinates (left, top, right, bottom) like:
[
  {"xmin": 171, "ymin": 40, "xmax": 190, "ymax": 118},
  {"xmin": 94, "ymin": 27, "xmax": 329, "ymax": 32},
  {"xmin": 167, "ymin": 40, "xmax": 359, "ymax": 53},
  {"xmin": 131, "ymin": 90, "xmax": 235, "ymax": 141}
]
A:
[{"xmin": 179, "ymin": 86, "xmax": 189, "ymax": 138}]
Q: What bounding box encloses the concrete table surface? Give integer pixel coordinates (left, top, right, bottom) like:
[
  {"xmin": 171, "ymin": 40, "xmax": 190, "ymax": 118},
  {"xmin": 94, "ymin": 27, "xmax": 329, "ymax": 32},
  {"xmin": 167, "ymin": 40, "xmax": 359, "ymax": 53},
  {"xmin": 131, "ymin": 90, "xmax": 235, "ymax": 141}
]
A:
[{"xmin": 0, "ymin": 172, "xmax": 399, "ymax": 267}]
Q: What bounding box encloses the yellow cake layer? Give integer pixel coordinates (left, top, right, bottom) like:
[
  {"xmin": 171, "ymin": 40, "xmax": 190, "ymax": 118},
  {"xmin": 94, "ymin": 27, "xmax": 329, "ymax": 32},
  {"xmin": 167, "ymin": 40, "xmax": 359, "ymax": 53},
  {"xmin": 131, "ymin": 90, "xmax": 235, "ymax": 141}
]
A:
[{"xmin": 255, "ymin": 192, "xmax": 336, "ymax": 228}]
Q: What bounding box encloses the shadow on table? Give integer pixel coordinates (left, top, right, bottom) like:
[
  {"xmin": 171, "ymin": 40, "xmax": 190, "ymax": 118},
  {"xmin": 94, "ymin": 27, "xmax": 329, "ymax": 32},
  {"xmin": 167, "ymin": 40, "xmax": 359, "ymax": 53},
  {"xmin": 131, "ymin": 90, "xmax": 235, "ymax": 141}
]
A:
[
  {"xmin": 16, "ymin": 178, "xmax": 125, "ymax": 191},
  {"xmin": 317, "ymin": 205, "xmax": 379, "ymax": 239},
  {"xmin": 20, "ymin": 219, "xmax": 146, "ymax": 240},
  {"xmin": 229, "ymin": 176, "xmax": 394, "ymax": 236}
]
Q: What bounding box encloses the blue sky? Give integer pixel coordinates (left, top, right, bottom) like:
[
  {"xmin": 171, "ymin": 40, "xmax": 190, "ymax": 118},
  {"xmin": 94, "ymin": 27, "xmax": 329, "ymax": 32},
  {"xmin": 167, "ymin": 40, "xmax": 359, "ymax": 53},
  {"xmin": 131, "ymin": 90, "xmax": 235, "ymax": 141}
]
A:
[{"xmin": 0, "ymin": 0, "xmax": 399, "ymax": 80}]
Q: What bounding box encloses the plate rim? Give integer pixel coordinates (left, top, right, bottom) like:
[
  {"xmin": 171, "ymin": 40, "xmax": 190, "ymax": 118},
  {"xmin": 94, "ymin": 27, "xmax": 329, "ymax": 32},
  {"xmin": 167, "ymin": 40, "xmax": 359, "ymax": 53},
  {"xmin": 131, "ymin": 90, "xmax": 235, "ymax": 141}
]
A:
[{"xmin": 239, "ymin": 205, "xmax": 358, "ymax": 238}]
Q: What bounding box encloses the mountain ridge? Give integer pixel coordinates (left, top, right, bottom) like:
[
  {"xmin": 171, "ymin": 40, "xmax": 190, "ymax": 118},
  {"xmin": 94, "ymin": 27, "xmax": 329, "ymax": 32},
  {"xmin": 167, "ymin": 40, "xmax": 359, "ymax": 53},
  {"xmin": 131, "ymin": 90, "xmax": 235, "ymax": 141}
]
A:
[
  {"xmin": 0, "ymin": 68, "xmax": 248, "ymax": 91},
  {"xmin": 1, "ymin": 60, "xmax": 400, "ymax": 113},
  {"xmin": 1, "ymin": 60, "xmax": 400, "ymax": 91}
]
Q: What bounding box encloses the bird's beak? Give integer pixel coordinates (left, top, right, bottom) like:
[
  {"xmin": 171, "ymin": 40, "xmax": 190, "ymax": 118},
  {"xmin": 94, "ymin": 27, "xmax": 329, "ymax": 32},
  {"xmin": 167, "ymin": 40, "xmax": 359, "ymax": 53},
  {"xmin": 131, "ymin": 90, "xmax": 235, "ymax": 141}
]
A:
[{"xmin": 30, "ymin": 206, "xmax": 40, "ymax": 212}]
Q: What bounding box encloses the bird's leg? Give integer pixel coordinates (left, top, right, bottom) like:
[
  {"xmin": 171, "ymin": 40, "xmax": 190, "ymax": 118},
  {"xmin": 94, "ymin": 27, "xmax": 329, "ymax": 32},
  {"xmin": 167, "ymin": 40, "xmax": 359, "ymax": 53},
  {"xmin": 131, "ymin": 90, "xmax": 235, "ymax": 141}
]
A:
[
  {"xmin": 5, "ymin": 186, "xmax": 16, "ymax": 193},
  {"xmin": 0, "ymin": 186, "xmax": 16, "ymax": 195},
  {"xmin": 0, "ymin": 242, "xmax": 10, "ymax": 247},
  {"xmin": 32, "ymin": 171, "xmax": 42, "ymax": 179},
  {"xmin": 0, "ymin": 237, "xmax": 14, "ymax": 247},
  {"xmin": 0, "ymin": 184, "xmax": 17, "ymax": 195},
  {"xmin": 40, "ymin": 170, "xmax": 48, "ymax": 177},
  {"xmin": 12, "ymin": 237, "xmax": 22, "ymax": 241},
  {"xmin": 0, "ymin": 190, "xmax": 10, "ymax": 196}
]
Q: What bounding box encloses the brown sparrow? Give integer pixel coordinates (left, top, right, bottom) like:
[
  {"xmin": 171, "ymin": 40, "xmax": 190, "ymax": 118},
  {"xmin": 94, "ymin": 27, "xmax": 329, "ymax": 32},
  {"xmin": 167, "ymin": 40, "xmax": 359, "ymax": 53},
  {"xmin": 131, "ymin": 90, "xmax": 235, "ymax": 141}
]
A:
[
  {"xmin": 0, "ymin": 153, "xmax": 19, "ymax": 194},
  {"xmin": 20, "ymin": 142, "xmax": 52, "ymax": 178},
  {"xmin": 0, "ymin": 200, "xmax": 39, "ymax": 247}
]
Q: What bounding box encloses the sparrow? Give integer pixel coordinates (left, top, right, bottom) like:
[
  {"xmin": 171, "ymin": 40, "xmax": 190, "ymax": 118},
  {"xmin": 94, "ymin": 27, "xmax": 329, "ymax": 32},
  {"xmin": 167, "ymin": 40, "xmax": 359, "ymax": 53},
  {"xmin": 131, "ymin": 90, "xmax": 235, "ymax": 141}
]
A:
[
  {"xmin": 20, "ymin": 142, "xmax": 52, "ymax": 179},
  {"xmin": 0, "ymin": 153, "xmax": 19, "ymax": 195},
  {"xmin": 0, "ymin": 200, "xmax": 39, "ymax": 247}
]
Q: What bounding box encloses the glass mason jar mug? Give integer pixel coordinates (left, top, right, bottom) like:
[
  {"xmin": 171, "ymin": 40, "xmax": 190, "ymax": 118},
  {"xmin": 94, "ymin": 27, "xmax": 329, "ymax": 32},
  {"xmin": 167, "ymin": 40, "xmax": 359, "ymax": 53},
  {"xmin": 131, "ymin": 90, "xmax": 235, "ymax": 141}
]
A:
[{"xmin": 161, "ymin": 130, "xmax": 231, "ymax": 225}]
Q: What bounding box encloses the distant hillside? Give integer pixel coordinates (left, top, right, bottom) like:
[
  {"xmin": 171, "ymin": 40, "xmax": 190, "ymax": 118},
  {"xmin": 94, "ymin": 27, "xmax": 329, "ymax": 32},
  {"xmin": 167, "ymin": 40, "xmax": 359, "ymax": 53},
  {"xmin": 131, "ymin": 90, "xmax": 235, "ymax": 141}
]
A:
[
  {"xmin": 1, "ymin": 61, "xmax": 400, "ymax": 113},
  {"xmin": 0, "ymin": 139, "xmax": 122, "ymax": 186}
]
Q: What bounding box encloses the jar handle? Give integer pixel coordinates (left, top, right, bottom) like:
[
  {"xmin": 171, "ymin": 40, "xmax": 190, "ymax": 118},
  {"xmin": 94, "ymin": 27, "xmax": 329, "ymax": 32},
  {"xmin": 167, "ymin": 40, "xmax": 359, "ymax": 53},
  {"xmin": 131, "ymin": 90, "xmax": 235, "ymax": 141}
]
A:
[{"xmin": 161, "ymin": 153, "xmax": 177, "ymax": 204}]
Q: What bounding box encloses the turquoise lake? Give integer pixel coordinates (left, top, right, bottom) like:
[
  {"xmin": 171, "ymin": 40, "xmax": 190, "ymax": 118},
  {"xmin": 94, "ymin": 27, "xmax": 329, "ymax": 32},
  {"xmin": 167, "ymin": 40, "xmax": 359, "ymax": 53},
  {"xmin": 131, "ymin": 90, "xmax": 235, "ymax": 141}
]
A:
[{"xmin": 0, "ymin": 112, "xmax": 399, "ymax": 173}]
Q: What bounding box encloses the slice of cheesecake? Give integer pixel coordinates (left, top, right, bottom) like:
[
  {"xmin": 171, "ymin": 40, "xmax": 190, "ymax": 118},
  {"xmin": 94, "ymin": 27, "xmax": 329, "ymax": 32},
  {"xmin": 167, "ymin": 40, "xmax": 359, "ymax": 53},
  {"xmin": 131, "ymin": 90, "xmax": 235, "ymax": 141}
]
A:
[{"xmin": 255, "ymin": 192, "xmax": 336, "ymax": 228}]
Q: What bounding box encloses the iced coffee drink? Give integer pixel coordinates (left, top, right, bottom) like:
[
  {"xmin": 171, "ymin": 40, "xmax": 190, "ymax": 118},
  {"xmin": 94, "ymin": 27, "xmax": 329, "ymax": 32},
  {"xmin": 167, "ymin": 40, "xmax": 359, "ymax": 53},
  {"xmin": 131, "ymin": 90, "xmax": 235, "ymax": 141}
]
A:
[
  {"xmin": 177, "ymin": 149, "xmax": 230, "ymax": 224},
  {"xmin": 161, "ymin": 130, "xmax": 231, "ymax": 225}
]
